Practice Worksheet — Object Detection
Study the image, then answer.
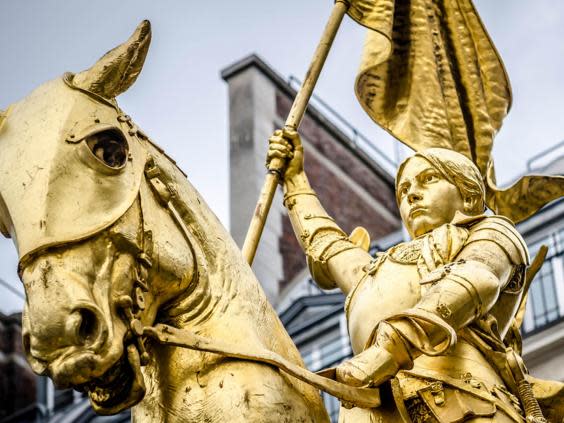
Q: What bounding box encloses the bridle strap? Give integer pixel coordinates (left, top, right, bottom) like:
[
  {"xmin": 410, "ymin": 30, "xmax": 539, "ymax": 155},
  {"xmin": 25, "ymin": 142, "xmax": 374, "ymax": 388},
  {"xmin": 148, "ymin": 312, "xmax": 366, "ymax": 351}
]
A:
[
  {"xmin": 141, "ymin": 158, "xmax": 381, "ymax": 409},
  {"xmin": 144, "ymin": 156, "xmax": 197, "ymax": 257},
  {"xmin": 143, "ymin": 323, "xmax": 381, "ymax": 409}
]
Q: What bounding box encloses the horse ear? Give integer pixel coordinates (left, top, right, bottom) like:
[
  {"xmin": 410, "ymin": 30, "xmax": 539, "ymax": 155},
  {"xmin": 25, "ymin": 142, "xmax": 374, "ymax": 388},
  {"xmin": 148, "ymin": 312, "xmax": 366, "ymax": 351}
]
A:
[{"xmin": 73, "ymin": 20, "xmax": 151, "ymax": 99}]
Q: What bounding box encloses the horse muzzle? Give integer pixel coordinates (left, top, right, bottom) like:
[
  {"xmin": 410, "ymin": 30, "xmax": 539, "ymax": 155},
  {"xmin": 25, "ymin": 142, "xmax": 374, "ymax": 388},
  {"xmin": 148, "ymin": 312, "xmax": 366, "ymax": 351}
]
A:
[
  {"xmin": 21, "ymin": 252, "xmax": 149, "ymax": 414},
  {"xmin": 22, "ymin": 302, "xmax": 114, "ymax": 385},
  {"xmin": 80, "ymin": 344, "xmax": 146, "ymax": 415},
  {"xmin": 23, "ymin": 300, "xmax": 147, "ymax": 414}
]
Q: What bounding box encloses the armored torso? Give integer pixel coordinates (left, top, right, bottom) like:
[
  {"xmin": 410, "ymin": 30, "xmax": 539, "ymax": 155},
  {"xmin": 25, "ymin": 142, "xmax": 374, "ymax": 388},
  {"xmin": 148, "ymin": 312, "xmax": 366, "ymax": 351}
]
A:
[
  {"xmin": 344, "ymin": 214, "xmax": 529, "ymax": 421},
  {"xmin": 346, "ymin": 217, "xmax": 475, "ymax": 352}
]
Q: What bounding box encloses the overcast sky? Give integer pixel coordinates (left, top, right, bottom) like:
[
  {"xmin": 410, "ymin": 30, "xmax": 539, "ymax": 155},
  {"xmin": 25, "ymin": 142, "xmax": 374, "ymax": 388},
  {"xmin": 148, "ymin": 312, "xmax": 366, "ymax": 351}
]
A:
[{"xmin": 0, "ymin": 0, "xmax": 563, "ymax": 313}]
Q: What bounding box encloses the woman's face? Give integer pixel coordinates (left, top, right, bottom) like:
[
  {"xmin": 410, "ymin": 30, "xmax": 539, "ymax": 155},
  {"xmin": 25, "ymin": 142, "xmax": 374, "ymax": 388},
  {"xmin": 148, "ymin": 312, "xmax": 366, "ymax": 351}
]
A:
[{"xmin": 397, "ymin": 157, "xmax": 465, "ymax": 238}]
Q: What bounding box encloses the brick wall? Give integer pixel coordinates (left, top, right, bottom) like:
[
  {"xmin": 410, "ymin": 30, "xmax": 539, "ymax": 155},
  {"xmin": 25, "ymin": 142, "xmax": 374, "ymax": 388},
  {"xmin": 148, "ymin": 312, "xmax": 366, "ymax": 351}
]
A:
[{"xmin": 224, "ymin": 55, "xmax": 401, "ymax": 301}]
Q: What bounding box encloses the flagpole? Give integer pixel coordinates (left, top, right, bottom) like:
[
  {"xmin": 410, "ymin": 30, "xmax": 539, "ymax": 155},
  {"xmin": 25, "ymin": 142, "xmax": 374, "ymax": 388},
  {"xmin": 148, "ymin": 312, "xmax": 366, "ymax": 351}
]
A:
[{"xmin": 242, "ymin": 0, "xmax": 349, "ymax": 265}]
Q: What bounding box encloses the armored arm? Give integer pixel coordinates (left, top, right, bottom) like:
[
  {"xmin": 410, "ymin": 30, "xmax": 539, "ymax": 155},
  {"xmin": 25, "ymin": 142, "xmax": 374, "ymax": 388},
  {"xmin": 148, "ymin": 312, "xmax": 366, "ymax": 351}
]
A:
[
  {"xmin": 385, "ymin": 217, "xmax": 529, "ymax": 358},
  {"xmin": 268, "ymin": 129, "xmax": 371, "ymax": 294},
  {"xmin": 283, "ymin": 167, "xmax": 372, "ymax": 294}
]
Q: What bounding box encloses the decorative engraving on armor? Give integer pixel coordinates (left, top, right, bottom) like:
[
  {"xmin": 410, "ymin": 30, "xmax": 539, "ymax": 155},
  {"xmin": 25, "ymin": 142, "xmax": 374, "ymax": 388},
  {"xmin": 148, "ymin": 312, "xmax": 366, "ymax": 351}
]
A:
[
  {"xmin": 303, "ymin": 214, "xmax": 335, "ymax": 221},
  {"xmin": 406, "ymin": 397, "xmax": 439, "ymax": 423},
  {"xmin": 506, "ymin": 264, "xmax": 526, "ymax": 294},
  {"xmin": 419, "ymin": 269, "xmax": 447, "ymax": 285},
  {"xmin": 436, "ymin": 303, "xmax": 452, "ymax": 320},
  {"xmin": 461, "ymin": 373, "xmax": 482, "ymax": 390},
  {"xmin": 365, "ymin": 253, "xmax": 385, "ymax": 275},
  {"xmin": 282, "ymin": 189, "xmax": 317, "ymax": 208},
  {"xmin": 300, "ymin": 229, "xmax": 311, "ymax": 242},
  {"xmin": 429, "ymin": 382, "xmax": 445, "ymax": 406},
  {"xmin": 388, "ymin": 238, "xmax": 424, "ymax": 264}
]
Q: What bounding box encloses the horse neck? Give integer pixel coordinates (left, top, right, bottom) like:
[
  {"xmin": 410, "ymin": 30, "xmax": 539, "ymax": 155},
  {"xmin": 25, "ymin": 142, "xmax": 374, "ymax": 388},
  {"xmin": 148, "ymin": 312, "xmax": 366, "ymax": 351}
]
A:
[
  {"xmin": 133, "ymin": 144, "xmax": 315, "ymax": 422},
  {"xmin": 144, "ymin": 145, "xmax": 282, "ymax": 347}
]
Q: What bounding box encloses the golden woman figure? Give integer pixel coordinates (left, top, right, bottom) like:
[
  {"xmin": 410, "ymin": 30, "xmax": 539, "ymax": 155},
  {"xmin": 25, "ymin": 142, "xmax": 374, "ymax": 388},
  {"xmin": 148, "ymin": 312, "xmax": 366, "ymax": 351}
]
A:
[
  {"xmin": 266, "ymin": 1, "xmax": 564, "ymax": 421},
  {"xmin": 269, "ymin": 133, "xmax": 537, "ymax": 422}
]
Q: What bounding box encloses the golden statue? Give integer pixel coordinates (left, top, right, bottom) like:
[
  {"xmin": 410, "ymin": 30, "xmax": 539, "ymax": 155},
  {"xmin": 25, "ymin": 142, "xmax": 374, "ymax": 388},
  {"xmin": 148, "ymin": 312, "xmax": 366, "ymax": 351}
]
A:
[
  {"xmin": 1, "ymin": 1, "xmax": 564, "ymax": 422},
  {"xmin": 269, "ymin": 133, "xmax": 562, "ymax": 422},
  {"xmin": 265, "ymin": 0, "xmax": 564, "ymax": 422}
]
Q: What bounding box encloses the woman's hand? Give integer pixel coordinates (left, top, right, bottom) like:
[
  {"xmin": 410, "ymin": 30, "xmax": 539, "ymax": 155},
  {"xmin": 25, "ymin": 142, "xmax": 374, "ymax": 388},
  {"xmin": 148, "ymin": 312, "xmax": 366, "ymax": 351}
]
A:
[
  {"xmin": 336, "ymin": 345, "xmax": 400, "ymax": 388},
  {"xmin": 266, "ymin": 128, "xmax": 304, "ymax": 182}
]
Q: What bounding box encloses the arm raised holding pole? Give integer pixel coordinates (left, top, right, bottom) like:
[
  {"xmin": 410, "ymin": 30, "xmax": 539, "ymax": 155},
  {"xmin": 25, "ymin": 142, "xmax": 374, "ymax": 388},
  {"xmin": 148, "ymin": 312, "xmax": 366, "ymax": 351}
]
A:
[
  {"xmin": 242, "ymin": 0, "xmax": 390, "ymax": 263},
  {"xmin": 266, "ymin": 129, "xmax": 372, "ymax": 295}
]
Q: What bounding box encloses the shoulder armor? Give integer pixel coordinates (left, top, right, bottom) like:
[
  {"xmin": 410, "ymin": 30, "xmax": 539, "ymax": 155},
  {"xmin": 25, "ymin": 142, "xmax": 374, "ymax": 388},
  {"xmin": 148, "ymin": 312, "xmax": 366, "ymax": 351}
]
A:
[{"xmin": 466, "ymin": 216, "xmax": 529, "ymax": 266}]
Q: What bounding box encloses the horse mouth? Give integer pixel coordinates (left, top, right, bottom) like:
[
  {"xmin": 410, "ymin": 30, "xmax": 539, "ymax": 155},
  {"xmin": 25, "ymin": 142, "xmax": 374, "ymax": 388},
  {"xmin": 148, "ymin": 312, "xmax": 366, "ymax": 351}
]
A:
[{"xmin": 81, "ymin": 344, "xmax": 146, "ymax": 415}]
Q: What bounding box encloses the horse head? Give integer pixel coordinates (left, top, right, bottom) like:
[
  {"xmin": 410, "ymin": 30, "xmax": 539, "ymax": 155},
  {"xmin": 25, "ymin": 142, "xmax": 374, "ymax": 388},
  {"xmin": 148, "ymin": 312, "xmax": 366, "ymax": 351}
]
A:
[{"xmin": 0, "ymin": 21, "xmax": 193, "ymax": 414}]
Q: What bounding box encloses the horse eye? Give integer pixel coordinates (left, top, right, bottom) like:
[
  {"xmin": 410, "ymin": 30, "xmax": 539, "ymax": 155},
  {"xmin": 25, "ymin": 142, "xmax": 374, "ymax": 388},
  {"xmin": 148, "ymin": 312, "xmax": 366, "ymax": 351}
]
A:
[{"xmin": 85, "ymin": 130, "xmax": 128, "ymax": 168}]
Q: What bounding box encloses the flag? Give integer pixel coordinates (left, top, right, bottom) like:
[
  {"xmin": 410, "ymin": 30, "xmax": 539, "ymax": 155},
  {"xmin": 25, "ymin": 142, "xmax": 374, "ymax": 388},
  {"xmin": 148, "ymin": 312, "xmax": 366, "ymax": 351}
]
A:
[{"xmin": 351, "ymin": 0, "xmax": 564, "ymax": 223}]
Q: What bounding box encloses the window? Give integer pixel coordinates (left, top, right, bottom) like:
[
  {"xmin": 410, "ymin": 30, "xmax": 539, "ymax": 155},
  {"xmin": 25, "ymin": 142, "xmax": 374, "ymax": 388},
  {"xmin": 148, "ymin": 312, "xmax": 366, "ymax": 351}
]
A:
[{"xmin": 522, "ymin": 232, "xmax": 564, "ymax": 335}]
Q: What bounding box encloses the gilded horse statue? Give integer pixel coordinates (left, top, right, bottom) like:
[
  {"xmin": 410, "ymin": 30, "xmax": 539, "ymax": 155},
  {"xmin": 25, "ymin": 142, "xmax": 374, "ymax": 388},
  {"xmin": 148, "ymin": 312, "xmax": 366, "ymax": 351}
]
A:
[{"xmin": 0, "ymin": 21, "xmax": 331, "ymax": 422}]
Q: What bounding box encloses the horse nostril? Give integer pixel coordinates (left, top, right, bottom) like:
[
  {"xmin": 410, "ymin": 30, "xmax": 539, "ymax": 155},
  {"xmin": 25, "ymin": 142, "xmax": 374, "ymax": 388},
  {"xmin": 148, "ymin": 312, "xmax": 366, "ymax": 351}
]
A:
[{"xmin": 69, "ymin": 308, "xmax": 101, "ymax": 346}]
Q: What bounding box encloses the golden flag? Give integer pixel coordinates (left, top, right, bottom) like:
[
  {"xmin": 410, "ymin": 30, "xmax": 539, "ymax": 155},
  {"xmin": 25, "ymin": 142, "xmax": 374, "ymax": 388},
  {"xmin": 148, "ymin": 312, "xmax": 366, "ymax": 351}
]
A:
[{"xmin": 352, "ymin": 0, "xmax": 564, "ymax": 223}]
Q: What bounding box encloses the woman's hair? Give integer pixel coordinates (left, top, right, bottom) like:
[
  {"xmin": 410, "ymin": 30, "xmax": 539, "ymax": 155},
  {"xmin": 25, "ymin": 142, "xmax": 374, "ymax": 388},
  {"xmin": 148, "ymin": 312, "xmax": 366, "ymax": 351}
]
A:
[{"xmin": 395, "ymin": 148, "xmax": 486, "ymax": 215}]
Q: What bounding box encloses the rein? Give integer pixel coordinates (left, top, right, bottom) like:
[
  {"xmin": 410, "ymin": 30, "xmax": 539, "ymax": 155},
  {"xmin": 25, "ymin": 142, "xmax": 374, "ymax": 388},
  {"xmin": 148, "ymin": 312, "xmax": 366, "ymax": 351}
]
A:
[
  {"xmin": 142, "ymin": 323, "xmax": 381, "ymax": 409},
  {"xmin": 132, "ymin": 155, "xmax": 382, "ymax": 410}
]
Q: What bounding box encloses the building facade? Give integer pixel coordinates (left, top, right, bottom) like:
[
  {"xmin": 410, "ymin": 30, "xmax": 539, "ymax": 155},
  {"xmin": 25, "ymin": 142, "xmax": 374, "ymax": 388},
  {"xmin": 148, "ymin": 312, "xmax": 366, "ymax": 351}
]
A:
[{"xmin": 221, "ymin": 54, "xmax": 401, "ymax": 307}]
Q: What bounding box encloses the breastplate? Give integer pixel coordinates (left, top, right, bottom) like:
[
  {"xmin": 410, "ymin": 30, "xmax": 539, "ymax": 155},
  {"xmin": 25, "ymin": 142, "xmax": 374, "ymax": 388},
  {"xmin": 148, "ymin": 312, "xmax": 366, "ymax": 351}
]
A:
[{"xmin": 346, "ymin": 254, "xmax": 422, "ymax": 354}]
